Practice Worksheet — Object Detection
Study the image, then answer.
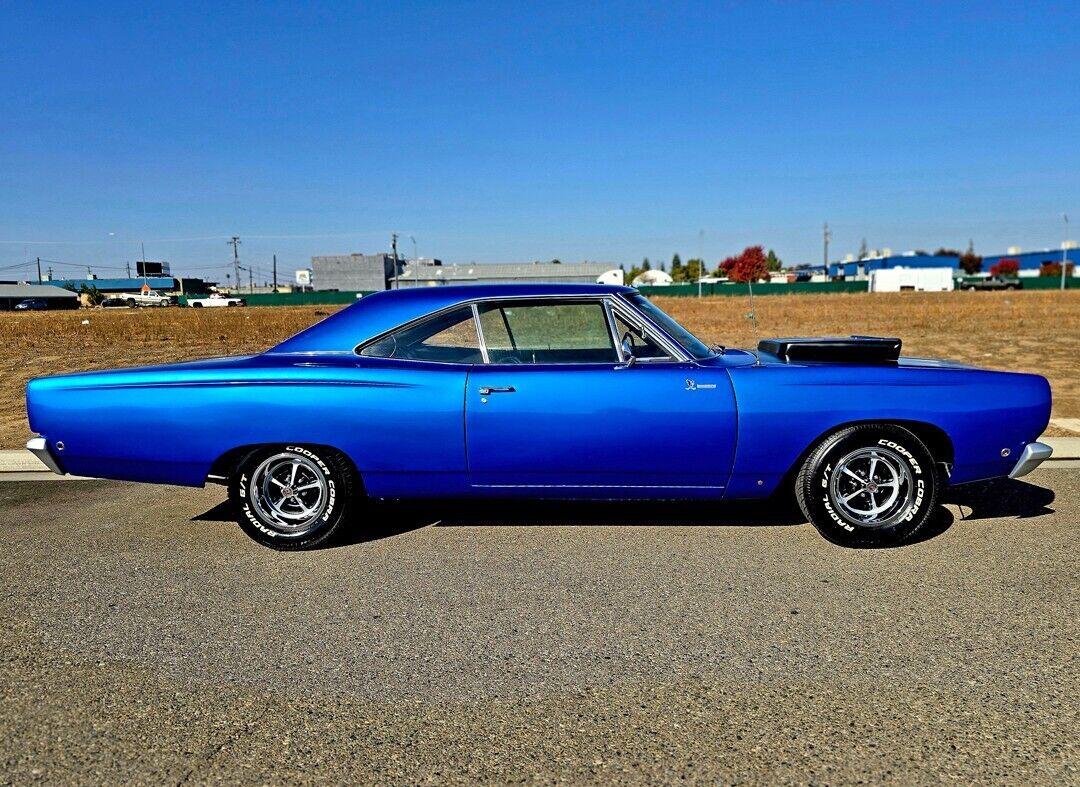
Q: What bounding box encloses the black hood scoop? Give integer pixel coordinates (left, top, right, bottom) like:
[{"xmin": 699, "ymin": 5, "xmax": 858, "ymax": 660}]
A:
[{"xmin": 758, "ymin": 336, "xmax": 902, "ymax": 363}]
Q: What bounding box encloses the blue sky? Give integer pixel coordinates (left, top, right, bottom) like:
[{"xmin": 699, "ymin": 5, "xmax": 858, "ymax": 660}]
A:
[{"xmin": 2, "ymin": 1, "xmax": 1078, "ymax": 282}]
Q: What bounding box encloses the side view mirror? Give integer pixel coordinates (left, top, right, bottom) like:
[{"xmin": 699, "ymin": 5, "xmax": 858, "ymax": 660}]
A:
[{"xmin": 619, "ymin": 333, "xmax": 637, "ymax": 368}]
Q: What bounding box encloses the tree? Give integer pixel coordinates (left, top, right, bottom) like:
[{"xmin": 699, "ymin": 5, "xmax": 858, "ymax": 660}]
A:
[
  {"xmin": 670, "ymin": 254, "xmax": 683, "ymax": 281},
  {"xmin": 857, "ymin": 238, "xmax": 869, "ymax": 260},
  {"xmin": 1039, "ymin": 261, "xmax": 1073, "ymax": 278},
  {"xmin": 934, "ymin": 247, "xmax": 961, "ymax": 257},
  {"xmin": 626, "ymin": 265, "xmax": 644, "ymax": 284},
  {"xmin": 765, "ymin": 249, "xmax": 782, "ymax": 272},
  {"xmin": 685, "ymin": 258, "xmax": 705, "ymax": 281},
  {"xmin": 718, "ymin": 246, "xmax": 771, "ymax": 283},
  {"xmin": 958, "ymin": 240, "xmax": 982, "ymax": 275},
  {"xmin": 642, "ymin": 257, "xmax": 651, "ymax": 272},
  {"xmin": 990, "ymin": 258, "xmax": 1020, "ymax": 277}
]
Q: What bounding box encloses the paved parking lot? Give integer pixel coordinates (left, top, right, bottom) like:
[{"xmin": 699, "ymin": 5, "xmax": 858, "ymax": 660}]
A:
[{"xmin": 1, "ymin": 472, "xmax": 1076, "ymax": 784}]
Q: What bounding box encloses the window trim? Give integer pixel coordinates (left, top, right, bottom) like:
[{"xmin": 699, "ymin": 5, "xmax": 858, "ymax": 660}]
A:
[
  {"xmin": 476, "ymin": 298, "xmax": 621, "ymax": 366},
  {"xmin": 353, "ymin": 294, "xmax": 692, "ymax": 366}
]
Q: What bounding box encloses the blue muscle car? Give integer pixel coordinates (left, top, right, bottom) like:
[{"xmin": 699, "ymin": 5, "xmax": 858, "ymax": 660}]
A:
[{"xmin": 25, "ymin": 283, "xmax": 1053, "ymax": 550}]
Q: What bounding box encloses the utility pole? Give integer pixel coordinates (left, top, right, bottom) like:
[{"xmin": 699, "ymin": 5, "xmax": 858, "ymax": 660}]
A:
[
  {"xmin": 36, "ymin": 257, "xmax": 42, "ymax": 282},
  {"xmin": 272, "ymin": 254, "xmax": 278, "ymax": 293},
  {"xmin": 410, "ymin": 236, "xmax": 418, "ymax": 288},
  {"xmin": 697, "ymin": 229, "xmax": 705, "ymax": 297},
  {"xmin": 228, "ymin": 236, "xmax": 241, "ymax": 293},
  {"xmin": 249, "ymin": 265, "xmax": 253, "ymax": 293},
  {"xmin": 126, "ymin": 261, "xmax": 131, "ymax": 278},
  {"xmin": 1063, "ymin": 214, "xmax": 1070, "ymax": 291},
  {"xmin": 391, "ymin": 233, "xmax": 399, "ymax": 289},
  {"xmin": 823, "ymin": 222, "xmax": 831, "ymax": 274}
]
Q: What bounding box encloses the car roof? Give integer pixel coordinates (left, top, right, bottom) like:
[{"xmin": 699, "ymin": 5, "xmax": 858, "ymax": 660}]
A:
[{"xmin": 271, "ymin": 283, "xmax": 635, "ymax": 354}]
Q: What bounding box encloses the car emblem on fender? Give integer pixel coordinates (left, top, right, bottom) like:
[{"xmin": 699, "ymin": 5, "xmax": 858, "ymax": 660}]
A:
[{"xmin": 686, "ymin": 379, "xmax": 716, "ymax": 390}]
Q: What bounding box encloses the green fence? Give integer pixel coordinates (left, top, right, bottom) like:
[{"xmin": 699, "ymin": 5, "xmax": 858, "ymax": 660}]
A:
[
  {"xmin": 638, "ymin": 280, "xmax": 869, "ymax": 297},
  {"xmin": 178, "ymin": 291, "xmax": 375, "ymax": 307}
]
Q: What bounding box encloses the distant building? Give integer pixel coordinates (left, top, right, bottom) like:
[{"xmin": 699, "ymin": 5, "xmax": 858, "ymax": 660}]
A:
[
  {"xmin": 28, "ymin": 277, "xmax": 209, "ymax": 295},
  {"xmin": 0, "ymin": 283, "xmax": 79, "ymax": 310},
  {"xmin": 311, "ymin": 254, "xmax": 402, "ymax": 292},
  {"xmin": 631, "ymin": 269, "xmax": 672, "ymax": 286},
  {"xmin": 828, "ymin": 252, "xmax": 959, "ymax": 278},
  {"xmin": 981, "ymin": 247, "xmax": 1080, "ymax": 277},
  {"xmin": 390, "ymin": 260, "xmax": 617, "ymax": 288}
]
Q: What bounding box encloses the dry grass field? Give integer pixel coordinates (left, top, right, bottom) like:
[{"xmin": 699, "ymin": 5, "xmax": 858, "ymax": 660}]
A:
[{"xmin": 1, "ymin": 290, "xmax": 1077, "ymax": 448}]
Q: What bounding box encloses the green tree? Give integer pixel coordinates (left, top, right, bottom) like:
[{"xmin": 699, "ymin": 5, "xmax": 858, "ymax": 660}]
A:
[
  {"xmin": 642, "ymin": 257, "xmax": 651, "ymax": 271},
  {"xmin": 857, "ymin": 238, "xmax": 869, "ymax": 260},
  {"xmin": 670, "ymin": 255, "xmax": 686, "ymax": 282},
  {"xmin": 765, "ymin": 249, "xmax": 782, "ymax": 272},
  {"xmin": 685, "ymin": 258, "xmax": 705, "ymax": 281}
]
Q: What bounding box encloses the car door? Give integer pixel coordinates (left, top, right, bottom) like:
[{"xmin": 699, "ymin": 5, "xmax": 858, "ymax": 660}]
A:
[{"xmin": 465, "ymin": 297, "xmax": 737, "ymax": 495}]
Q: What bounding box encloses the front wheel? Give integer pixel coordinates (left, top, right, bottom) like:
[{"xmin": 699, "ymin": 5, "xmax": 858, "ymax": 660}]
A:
[
  {"xmin": 795, "ymin": 425, "xmax": 940, "ymax": 547},
  {"xmin": 229, "ymin": 445, "xmax": 357, "ymax": 550}
]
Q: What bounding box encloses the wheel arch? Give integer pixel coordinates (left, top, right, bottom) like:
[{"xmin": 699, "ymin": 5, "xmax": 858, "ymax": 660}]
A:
[
  {"xmin": 776, "ymin": 418, "xmax": 955, "ymax": 497},
  {"xmin": 206, "ymin": 442, "xmax": 364, "ymax": 490}
]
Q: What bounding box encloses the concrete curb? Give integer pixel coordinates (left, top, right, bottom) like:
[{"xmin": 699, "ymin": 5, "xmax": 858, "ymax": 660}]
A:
[{"xmin": 1, "ymin": 436, "xmax": 1079, "ymax": 482}]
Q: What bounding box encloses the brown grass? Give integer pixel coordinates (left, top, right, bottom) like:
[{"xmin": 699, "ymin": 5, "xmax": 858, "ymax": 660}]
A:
[{"xmin": 2, "ymin": 290, "xmax": 1077, "ymax": 447}]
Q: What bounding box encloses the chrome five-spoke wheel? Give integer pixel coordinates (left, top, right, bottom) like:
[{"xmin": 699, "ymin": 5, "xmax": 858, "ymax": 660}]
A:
[
  {"xmin": 248, "ymin": 452, "xmax": 329, "ymax": 535},
  {"xmin": 231, "ymin": 444, "xmax": 355, "ymax": 550},
  {"xmin": 829, "ymin": 446, "xmax": 914, "ymax": 528}
]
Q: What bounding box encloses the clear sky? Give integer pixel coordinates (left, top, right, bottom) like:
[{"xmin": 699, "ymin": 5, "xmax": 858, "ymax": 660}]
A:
[{"xmin": 2, "ymin": 1, "xmax": 1078, "ymax": 282}]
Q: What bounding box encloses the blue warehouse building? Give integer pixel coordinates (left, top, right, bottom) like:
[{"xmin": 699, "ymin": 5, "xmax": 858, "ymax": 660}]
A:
[
  {"xmin": 981, "ymin": 248, "xmax": 1079, "ymax": 273},
  {"xmin": 828, "ymin": 253, "xmax": 959, "ymax": 278}
]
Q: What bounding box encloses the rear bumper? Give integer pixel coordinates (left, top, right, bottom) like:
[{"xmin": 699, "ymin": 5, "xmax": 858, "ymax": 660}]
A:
[
  {"xmin": 1008, "ymin": 441, "xmax": 1053, "ymax": 479},
  {"xmin": 26, "ymin": 437, "xmax": 64, "ymax": 475}
]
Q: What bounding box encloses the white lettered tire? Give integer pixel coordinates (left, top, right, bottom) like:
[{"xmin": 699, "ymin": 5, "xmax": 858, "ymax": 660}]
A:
[
  {"xmin": 795, "ymin": 425, "xmax": 940, "ymax": 547},
  {"xmin": 229, "ymin": 444, "xmax": 356, "ymax": 550}
]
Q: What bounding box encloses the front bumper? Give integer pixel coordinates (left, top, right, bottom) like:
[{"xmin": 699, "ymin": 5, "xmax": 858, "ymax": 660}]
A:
[
  {"xmin": 1008, "ymin": 441, "xmax": 1053, "ymax": 479},
  {"xmin": 26, "ymin": 437, "xmax": 65, "ymax": 475}
]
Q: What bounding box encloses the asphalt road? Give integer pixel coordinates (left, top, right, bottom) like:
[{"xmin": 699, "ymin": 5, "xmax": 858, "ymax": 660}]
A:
[{"xmin": 1, "ymin": 473, "xmax": 1076, "ymax": 785}]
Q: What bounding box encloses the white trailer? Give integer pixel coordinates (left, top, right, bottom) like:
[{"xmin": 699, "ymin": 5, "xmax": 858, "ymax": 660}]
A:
[{"xmin": 868, "ymin": 267, "xmax": 954, "ymax": 293}]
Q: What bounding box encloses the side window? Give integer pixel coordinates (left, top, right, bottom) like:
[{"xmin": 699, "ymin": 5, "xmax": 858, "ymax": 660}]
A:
[
  {"xmin": 613, "ymin": 311, "xmax": 674, "ymax": 361},
  {"xmin": 477, "ymin": 301, "xmax": 618, "ymax": 364},
  {"xmin": 359, "ymin": 307, "xmax": 483, "ymax": 363}
]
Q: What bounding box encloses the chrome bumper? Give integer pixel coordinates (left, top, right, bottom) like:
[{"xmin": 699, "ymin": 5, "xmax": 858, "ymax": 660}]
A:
[
  {"xmin": 26, "ymin": 437, "xmax": 64, "ymax": 475},
  {"xmin": 1008, "ymin": 441, "xmax": 1053, "ymax": 479}
]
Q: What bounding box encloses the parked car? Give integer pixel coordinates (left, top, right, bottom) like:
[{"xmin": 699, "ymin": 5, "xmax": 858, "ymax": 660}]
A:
[
  {"xmin": 25, "ymin": 284, "xmax": 1052, "ymax": 551},
  {"xmin": 187, "ymin": 293, "xmax": 246, "ymax": 308},
  {"xmin": 960, "ymin": 276, "xmax": 1023, "ymax": 291},
  {"xmin": 116, "ymin": 290, "xmax": 175, "ymax": 307},
  {"xmin": 14, "ymin": 298, "xmax": 48, "ymax": 311},
  {"xmin": 99, "ymin": 297, "xmax": 132, "ymax": 308}
]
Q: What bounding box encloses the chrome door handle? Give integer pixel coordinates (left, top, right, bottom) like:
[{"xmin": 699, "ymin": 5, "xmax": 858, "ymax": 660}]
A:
[{"xmin": 478, "ymin": 386, "xmax": 515, "ymax": 395}]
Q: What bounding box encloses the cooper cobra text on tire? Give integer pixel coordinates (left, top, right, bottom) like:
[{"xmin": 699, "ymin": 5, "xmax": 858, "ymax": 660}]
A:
[
  {"xmin": 229, "ymin": 444, "xmax": 356, "ymax": 550},
  {"xmin": 795, "ymin": 424, "xmax": 940, "ymax": 547}
]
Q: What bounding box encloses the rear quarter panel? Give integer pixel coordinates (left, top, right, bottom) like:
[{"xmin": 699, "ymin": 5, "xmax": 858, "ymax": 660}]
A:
[
  {"xmin": 726, "ymin": 362, "xmax": 1051, "ymax": 498},
  {"xmin": 26, "ymin": 356, "xmax": 470, "ymax": 495}
]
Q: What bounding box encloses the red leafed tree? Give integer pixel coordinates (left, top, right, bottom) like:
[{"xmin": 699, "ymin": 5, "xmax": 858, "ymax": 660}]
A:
[
  {"xmin": 719, "ymin": 245, "xmax": 771, "ymax": 283},
  {"xmin": 990, "ymin": 258, "xmax": 1020, "ymax": 276}
]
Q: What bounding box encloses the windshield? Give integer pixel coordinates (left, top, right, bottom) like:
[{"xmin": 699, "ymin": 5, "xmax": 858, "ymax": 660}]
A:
[{"xmin": 625, "ymin": 292, "xmax": 714, "ymax": 359}]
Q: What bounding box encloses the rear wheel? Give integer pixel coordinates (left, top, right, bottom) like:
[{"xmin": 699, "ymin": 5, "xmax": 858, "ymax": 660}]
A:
[
  {"xmin": 795, "ymin": 425, "xmax": 939, "ymax": 547},
  {"xmin": 229, "ymin": 445, "xmax": 357, "ymax": 550}
]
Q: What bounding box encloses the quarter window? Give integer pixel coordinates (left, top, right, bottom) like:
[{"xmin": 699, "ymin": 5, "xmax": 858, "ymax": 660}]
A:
[
  {"xmin": 359, "ymin": 306, "xmax": 483, "ymax": 363},
  {"xmin": 613, "ymin": 311, "xmax": 674, "ymax": 361},
  {"xmin": 477, "ymin": 301, "xmax": 618, "ymax": 364}
]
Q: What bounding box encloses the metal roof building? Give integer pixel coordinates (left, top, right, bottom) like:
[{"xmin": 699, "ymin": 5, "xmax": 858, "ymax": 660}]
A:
[
  {"xmin": 29, "ymin": 277, "xmax": 179, "ymax": 293},
  {"xmin": 828, "ymin": 253, "xmax": 959, "ymax": 278},
  {"xmin": 311, "ymin": 254, "xmax": 402, "ymax": 292},
  {"xmin": 390, "ymin": 261, "xmax": 615, "ymax": 288},
  {"xmin": 0, "ymin": 283, "xmax": 79, "ymax": 310},
  {"xmin": 981, "ymin": 248, "xmax": 1080, "ymax": 273}
]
